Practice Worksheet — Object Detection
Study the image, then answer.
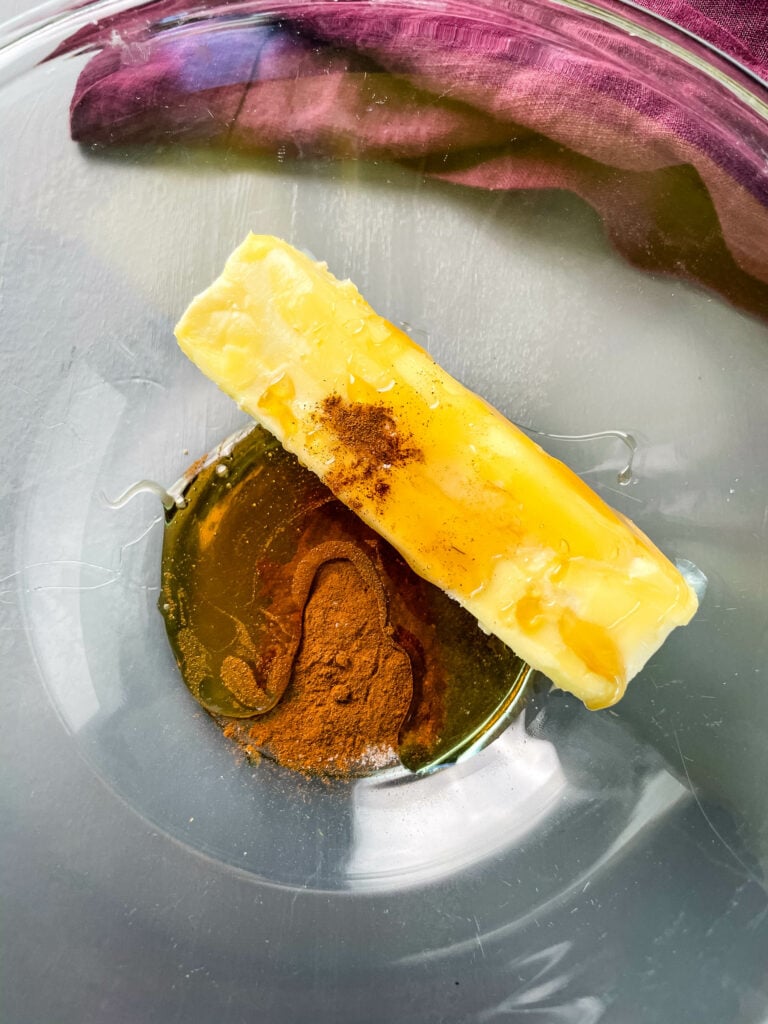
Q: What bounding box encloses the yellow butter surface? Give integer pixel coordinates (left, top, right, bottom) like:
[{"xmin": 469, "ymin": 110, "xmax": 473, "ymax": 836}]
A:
[{"xmin": 176, "ymin": 234, "xmax": 698, "ymax": 709}]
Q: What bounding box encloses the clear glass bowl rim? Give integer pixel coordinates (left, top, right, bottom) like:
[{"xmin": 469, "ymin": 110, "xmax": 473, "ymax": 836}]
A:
[{"xmin": 2, "ymin": 0, "xmax": 767, "ymax": 110}]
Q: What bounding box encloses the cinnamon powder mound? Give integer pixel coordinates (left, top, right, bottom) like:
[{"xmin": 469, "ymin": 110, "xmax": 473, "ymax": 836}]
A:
[
  {"xmin": 316, "ymin": 395, "xmax": 422, "ymax": 510},
  {"xmin": 223, "ymin": 550, "xmax": 413, "ymax": 776}
]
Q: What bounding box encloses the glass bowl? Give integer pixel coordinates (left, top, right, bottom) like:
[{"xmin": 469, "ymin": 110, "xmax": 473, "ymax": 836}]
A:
[{"xmin": 2, "ymin": 1, "xmax": 767, "ymax": 1021}]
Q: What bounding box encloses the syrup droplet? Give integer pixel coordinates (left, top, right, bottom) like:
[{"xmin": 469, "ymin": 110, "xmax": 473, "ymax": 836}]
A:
[
  {"xmin": 675, "ymin": 558, "xmax": 708, "ymax": 601},
  {"xmin": 520, "ymin": 425, "xmax": 638, "ymax": 487},
  {"xmin": 101, "ymin": 479, "xmax": 185, "ymax": 511}
]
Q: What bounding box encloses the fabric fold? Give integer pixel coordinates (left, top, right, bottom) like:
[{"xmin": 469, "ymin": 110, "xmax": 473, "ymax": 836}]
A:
[{"xmin": 57, "ymin": 0, "xmax": 768, "ymax": 315}]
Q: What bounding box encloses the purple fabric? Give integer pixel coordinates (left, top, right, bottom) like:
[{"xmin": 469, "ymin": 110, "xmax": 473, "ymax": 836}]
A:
[
  {"xmin": 55, "ymin": 1, "xmax": 768, "ymax": 314},
  {"xmin": 53, "ymin": 0, "xmax": 768, "ymax": 78},
  {"xmin": 634, "ymin": 1, "xmax": 768, "ymax": 76}
]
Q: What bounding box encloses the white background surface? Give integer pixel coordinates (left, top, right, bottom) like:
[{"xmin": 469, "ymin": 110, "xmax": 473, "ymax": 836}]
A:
[{"xmin": 0, "ymin": 0, "xmax": 28, "ymax": 23}]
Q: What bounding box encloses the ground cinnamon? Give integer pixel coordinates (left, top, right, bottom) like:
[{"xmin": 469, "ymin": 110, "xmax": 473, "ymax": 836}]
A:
[
  {"xmin": 223, "ymin": 543, "xmax": 414, "ymax": 775},
  {"xmin": 316, "ymin": 395, "xmax": 422, "ymax": 511}
]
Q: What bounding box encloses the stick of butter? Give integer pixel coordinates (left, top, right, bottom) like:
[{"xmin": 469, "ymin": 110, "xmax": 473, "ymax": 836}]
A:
[{"xmin": 175, "ymin": 234, "xmax": 698, "ymax": 709}]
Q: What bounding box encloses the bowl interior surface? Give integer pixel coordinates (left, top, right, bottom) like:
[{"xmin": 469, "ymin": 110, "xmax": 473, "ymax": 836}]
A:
[{"xmin": 2, "ymin": 2, "xmax": 768, "ymax": 1022}]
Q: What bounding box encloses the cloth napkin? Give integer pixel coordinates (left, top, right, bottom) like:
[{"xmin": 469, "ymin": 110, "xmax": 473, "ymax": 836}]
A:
[
  {"xmin": 57, "ymin": 0, "xmax": 768, "ymax": 314},
  {"xmin": 634, "ymin": 1, "xmax": 768, "ymax": 76}
]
